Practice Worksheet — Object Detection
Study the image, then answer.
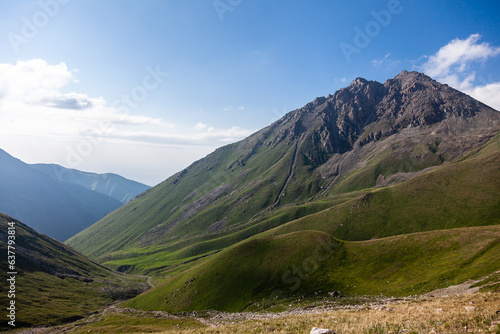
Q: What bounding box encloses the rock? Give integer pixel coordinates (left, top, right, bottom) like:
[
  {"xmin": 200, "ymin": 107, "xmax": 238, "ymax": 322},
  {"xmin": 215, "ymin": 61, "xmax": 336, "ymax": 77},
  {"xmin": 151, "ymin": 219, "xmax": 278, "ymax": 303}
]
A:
[
  {"xmin": 465, "ymin": 306, "xmax": 476, "ymax": 312},
  {"xmin": 310, "ymin": 328, "xmax": 335, "ymax": 334},
  {"xmin": 328, "ymin": 291, "xmax": 341, "ymax": 297}
]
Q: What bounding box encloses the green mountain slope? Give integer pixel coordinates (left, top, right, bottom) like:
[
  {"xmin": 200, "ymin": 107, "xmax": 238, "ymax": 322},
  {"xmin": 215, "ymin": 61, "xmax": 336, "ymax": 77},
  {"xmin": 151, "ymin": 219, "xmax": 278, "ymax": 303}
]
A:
[
  {"xmin": 272, "ymin": 141, "xmax": 500, "ymax": 241},
  {"xmin": 67, "ymin": 71, "xmax": 500, "ymax": 261},
  {"xmin": 62, "ymin": 71, "xmax": 500, "ymax": 316},
  {"xmin": 73, "ymin": 128, "xmax": 498, "ymax": 315},
  {"xmin": 123, "ymin": 225, "xmax": 500, "ymax": 312},
  {"xmin": 68, "ymin": 119, "xmax": 500, "ymax": 281},
  {"xmin": 0, "ymin": 213, "xmax": 148, "ymax": 330}
]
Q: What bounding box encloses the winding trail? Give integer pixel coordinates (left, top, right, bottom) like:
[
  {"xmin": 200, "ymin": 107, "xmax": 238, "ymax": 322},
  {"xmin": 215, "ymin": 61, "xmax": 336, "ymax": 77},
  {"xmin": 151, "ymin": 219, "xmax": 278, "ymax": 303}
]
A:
[{"xmin": 273, "ymin": 142, "xmax": 299, "ymax": 207}]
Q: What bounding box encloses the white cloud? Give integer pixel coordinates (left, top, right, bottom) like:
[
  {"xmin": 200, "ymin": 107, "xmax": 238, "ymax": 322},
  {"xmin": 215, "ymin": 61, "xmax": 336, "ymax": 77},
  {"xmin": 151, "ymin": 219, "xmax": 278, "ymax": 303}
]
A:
[
  {"xmin": 195, "ymin": 122, "xmax": 208, "ymax": 131},
  {"xmin": 421, "ymin": 34, "xmax": 500, "ymax": 89},
  {"xmin": 0, "ymin": 59, "xmax": 255, "ymax": 183},
  {"xmin": 421, "ymin": 34, "xmax": 500, "ymax": 110},
  {"xmin": 0, "ymin": 59, "xmax": 253, "ymax": 142},
  {"xmin": 464, "ymin": 82, "xmax": 500, "ymax": 111}
]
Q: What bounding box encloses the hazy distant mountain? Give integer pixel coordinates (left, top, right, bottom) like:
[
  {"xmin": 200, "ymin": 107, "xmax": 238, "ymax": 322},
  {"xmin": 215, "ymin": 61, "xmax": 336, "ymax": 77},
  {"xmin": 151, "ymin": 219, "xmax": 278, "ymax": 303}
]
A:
[
  {"xmin": 0, "ymin": 149, "xmax": 123, "ymax": 241},
  {"xmin": 31, "ymin": 164, "xmax": 150, "ymax": 204}
]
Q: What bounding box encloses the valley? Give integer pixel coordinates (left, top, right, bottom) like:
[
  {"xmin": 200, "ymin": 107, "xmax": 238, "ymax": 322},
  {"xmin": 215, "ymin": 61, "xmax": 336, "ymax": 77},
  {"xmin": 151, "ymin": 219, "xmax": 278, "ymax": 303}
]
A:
[{"xmin": 2, "ymin": 71, "xmax": 499, "ymax": 333}]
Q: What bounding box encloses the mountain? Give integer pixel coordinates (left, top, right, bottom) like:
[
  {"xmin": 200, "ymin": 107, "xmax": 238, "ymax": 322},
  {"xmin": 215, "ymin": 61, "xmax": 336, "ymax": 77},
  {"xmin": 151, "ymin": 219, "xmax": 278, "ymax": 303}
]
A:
[
  {"xmin": 113, "ymin": 116, "xmax": 500, "ymax": 314},
  {"xmin": 0, "ymin": 149, "xmax": 123, "ymax": 241},
  {"xmin": 30, "ymin": 163, "xmax": 150, "ymax": 204},
  {"xmin": 0, "ymin": 212, "xmax": 148, "ymax": 330},
  {"xmin": 67, "ymin": 71, "xmax": 500, "ymax": 261},
  {"xmin": 65, "ymin": 70, "xmax": 500, "ymax": 314}
]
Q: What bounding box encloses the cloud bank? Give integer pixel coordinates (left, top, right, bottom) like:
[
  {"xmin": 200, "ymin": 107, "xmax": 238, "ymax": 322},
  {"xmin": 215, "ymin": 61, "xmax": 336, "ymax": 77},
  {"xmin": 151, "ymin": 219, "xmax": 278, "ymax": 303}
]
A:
[
  {"xmin": 421, "ymin": 34, "xmax": 500, "ymax": 110},
  {"xmin": 0, "ymin": 59, "xmax": 254, "ymax": 185}
]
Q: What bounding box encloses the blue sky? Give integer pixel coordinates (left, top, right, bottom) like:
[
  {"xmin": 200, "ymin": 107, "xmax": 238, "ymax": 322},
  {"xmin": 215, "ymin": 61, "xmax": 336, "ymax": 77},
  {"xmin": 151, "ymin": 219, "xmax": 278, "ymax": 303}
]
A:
[{"xmin": 1, "ymin": 0, "xmax": 499, "ymax": 185}]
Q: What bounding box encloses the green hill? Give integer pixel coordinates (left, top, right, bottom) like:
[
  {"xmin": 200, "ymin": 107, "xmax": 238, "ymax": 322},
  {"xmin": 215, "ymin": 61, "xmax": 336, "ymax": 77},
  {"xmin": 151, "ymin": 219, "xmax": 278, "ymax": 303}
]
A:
[
  {"xmin": 64, "ymin": 71, "xmax": 500, "ymax": 315},
  {"xmin": 123, "ymin": 225, "xmax": 500, "ymax": 312},
  {"xmin": 71, "ymin": 133, "xmax": 499, "ymax": 277},
  {"xmin": 67, "ymin": 71, "xmax": 500, "ymax": 263},
  {"xmin": 80, "ymin": 132, "xmax": 500, "ymax": 314},
  {"xmin": 0, "ymin": 213, "xmax": 148, "ymax": 330}
]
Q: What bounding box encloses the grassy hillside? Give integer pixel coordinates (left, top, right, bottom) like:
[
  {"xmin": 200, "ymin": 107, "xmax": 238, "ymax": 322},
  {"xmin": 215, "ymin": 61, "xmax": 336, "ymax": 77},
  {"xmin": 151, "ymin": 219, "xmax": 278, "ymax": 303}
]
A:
[
  {"xmin": 122, "ymin": 225, "xmax": 500, "ymax": 312},
  {"xmin": 69, "ymin": 134, "xmax": 499, "ymax": 279},
  {"xmin": 0, "ymin": 213, "xmax": 148, "ymax": 330},
  {"xmin": 67, "ymin": 100, "xmax": 499, "ymax": 261},
  {"xmin": 111, "ymin": 134, "xmax": 500, "ymax": 313},
  {"xmin": 272, "ymin": 147, "xmax": 500, "ymax": 241}
]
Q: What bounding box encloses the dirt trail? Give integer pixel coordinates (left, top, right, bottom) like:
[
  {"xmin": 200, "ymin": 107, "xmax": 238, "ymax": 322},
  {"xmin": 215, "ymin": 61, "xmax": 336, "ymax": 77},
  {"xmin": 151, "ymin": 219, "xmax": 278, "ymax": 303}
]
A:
[
  {"xmin": 424, "ymin": 270, "xmax": 500, "ymax": 298},
  {"xmin": 273, "ymin": 142, "xmax": 299, "ymax": 207}
]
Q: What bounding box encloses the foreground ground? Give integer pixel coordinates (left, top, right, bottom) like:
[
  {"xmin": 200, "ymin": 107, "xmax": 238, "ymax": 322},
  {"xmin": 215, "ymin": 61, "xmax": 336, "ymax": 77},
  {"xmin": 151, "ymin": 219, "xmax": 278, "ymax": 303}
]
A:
[{"xmin": 14, "ymin": 291, "xmax": 500, "ymax": 334}]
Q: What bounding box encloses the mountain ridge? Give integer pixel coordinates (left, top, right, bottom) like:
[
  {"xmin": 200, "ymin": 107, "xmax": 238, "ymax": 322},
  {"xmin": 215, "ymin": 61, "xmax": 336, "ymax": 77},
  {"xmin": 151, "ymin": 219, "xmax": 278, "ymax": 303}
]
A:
[
  {"xmin": 67, "ymin": 70, "xmax": 500, "ymax": 261},
  {"xmin": 0, "ymin": 212, "xmax": 148, "ymax": 329},
  {"xmin": 0, "ymin": 148, "xmax": 147, "ymax": 241},
  {"xmin": 31, "ymin": 163, "xmax": 150, "ymax": 204}
]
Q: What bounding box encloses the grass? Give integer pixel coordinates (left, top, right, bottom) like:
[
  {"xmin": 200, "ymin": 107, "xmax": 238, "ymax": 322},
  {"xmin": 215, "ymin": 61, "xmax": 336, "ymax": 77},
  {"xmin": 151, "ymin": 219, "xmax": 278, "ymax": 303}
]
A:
[
  {"xmin": 0, "ymin": 214, "xmax": 149, "ymax": 330},
  {"xmin": 96, "ymin": 198, "xmax": 350, "ymax": 274},
  {"xmin": 121, "ymin": 225, "xmax": 500, "ymax": 313},
  {"xmin": 272, "ymin": 149, "xmax": 500, "ymax": 242},
  {"xmin": 172, "ymin": 293, "xmax": 500, "ymax": 334},
  {"xmin": 29, "ymin": 292, "xmax": 500, "ymax": 333}
]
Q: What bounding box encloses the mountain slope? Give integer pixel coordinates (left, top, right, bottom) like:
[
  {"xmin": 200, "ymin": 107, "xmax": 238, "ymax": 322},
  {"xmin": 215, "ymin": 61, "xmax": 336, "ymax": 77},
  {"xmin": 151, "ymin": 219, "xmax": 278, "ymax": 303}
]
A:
[
  {"xmin": 83, "ymin": 133, "xmax": 500, "ymax": 275},
  {"xmin": 31, "ymin": 163, "xmax": 150, "ymax": 204},
  {"xmin": 0, "ymin": 149, "xmax": 122, "ymax": 241},
  {"xmin": 123, "ymin": 225, "xmax": 500, "ymax": 312},
  {"xmin": 0, "ymin": 213, "xmax": 148, "ymax": 330},
  {"xmin": 121, "ymin": 135, "xmax": 500, "ymax": 312},
  {"xmin": 67, "ymin": 71, "xmax": 500, "ymax": 260}
]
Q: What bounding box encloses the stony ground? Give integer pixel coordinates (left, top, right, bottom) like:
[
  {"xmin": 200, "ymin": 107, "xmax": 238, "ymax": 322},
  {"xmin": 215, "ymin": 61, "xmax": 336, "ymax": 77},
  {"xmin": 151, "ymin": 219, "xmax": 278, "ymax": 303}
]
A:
[{"xmin": 12, "ymin": 289, "xmax": 500, "ymax": 334}]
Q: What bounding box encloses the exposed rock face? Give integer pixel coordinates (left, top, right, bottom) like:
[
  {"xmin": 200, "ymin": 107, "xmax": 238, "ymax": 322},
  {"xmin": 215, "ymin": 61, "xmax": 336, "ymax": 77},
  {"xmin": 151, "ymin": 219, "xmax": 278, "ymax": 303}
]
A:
[
  {"xmin": 68, "ymin": 70, "xmax": 500, "ymax": 257},
  {"xmin": 264, "ymin": 70, "xmax": 498, "ymax": 161},
  {"xmin": 253, "ymin": 70, "xmax": 499, "ymax": 195}
]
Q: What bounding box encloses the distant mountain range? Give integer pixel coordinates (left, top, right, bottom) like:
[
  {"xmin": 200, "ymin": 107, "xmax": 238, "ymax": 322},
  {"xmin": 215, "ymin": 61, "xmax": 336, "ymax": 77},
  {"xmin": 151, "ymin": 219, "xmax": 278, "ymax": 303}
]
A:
[
  {"xmin": 0, "ymin": 149, "xmax": 150, "ymax": 241},
  {"xmin": 67, "ymin": 71, "xmax": 499, "ymax": 312},
  {"xmin": 30, "ymin": 164, "xmax": 150, "ymax": 204}
]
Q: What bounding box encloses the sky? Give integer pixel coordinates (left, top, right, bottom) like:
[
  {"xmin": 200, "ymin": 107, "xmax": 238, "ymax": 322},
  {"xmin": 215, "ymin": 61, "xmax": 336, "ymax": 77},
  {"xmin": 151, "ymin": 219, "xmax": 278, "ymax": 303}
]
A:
[{"xmin": 0, "ymin": 0, "xmax": 499, "ymax": 186}]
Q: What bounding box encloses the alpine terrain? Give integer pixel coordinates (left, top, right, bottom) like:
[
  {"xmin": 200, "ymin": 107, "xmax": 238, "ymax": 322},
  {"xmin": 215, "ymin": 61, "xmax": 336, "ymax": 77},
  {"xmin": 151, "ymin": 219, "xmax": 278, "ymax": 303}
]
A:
[
  {"xmin": 63, "ymin": 70, "xmax": 499, "ymax": 314},
  {"xmin": 30, "ymin": 163, "xmax": 150, "ymax": 204},
  {"xmin": 0, "ymin": 149, "xmax": 126, "ymax": 241},
  {"xmin": 0, "ymin": 212, "xmax": 148, "ymax": 331}
]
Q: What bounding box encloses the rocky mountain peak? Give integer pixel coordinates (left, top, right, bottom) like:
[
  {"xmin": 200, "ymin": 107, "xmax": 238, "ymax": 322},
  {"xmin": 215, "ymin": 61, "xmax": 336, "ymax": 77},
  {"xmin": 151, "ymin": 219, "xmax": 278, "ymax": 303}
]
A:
[{"xmin": 267, "ymin": 70, "xmax": 499, "ymax": 167}]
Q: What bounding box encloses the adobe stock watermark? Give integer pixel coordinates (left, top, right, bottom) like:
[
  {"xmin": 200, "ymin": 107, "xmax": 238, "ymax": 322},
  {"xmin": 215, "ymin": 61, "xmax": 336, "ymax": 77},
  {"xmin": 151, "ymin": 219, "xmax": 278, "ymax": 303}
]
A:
[
  {"xmin": 213, "ymin": 0, "xmax": 243, "ymax": 21},
  {"xmin": 65, "ymin": 65, "xmax": 169, "ymax": 169},
  {"xmin": 339, "ymin": 0, "xmax": 404, "ymax": 64},
  {"xmin": 8, "ymin": 0, "xmax": 71, "ymax": 53},
  {"xmin": 270, "ymin": 106, "xmax": 289, "ymax": 124},
  {"xmin": 270, "ymin": 237, "xmax": 339, "ymax": 300}
]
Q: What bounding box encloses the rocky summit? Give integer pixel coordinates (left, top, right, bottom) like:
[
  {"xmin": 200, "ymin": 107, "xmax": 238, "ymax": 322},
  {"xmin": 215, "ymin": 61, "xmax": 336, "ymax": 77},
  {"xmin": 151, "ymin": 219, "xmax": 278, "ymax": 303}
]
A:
[{"xmin": 67, "ymin": 70, "xmax": 500, "ymax": 266}]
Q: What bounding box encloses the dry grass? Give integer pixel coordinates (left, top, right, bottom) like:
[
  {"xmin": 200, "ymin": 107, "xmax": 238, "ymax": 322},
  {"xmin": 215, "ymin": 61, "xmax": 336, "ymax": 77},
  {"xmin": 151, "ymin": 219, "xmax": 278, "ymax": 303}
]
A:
[
  {"xmin": 16, "ymin": 293, "xmax": 500, "ymax": 333},
  {"xmin": 149, "ymin": 293, "xmax": 500, "ymax": 334}
]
